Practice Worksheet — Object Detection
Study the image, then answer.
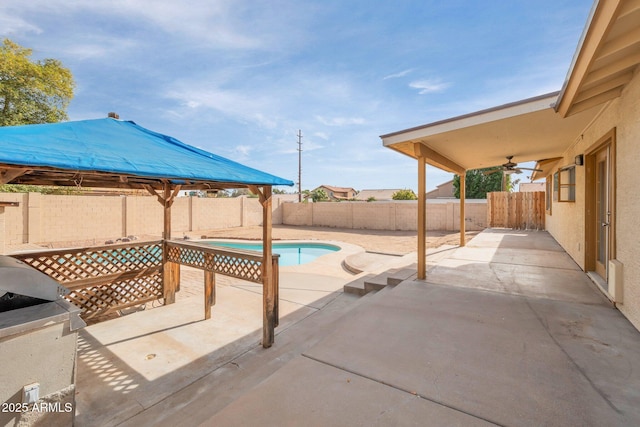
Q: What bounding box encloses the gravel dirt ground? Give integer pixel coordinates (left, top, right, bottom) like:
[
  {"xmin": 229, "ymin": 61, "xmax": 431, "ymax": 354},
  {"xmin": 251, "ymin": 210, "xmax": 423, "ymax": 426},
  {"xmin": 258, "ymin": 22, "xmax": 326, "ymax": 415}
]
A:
[
  {"xmin": 8, "ymin": 225, "xmax": 479, "ymax": 255},
  {"xmin": 193, "ymin": 225, "xmax": 479, "ymax": 255}
]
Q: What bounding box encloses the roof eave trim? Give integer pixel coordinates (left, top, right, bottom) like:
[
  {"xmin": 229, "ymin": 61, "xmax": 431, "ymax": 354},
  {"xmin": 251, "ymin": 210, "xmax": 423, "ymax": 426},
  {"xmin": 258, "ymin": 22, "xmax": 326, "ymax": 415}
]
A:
[
  {"xmin": 380, "ymin": 91, "xmax": 560, "ymax": 142},
  {"xmin": 555, "ymin": 0, "xmax": 624, "ymax": 117}
]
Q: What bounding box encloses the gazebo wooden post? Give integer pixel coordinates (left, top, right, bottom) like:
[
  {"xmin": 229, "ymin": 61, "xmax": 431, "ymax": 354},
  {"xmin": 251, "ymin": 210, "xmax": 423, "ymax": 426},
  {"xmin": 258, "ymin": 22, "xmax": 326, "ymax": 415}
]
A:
[
  {"xmin": 145, "ymin": 182, "xmax": 181, "ymax": 305},
  {"xmin": 459, "ymin": 172, "xmax": 466, "ymax": 246},
  {"xmin": 251, "ymin": 184, "xmax": 276, "ymax": 348},
  {"xmin": 262, "ymin": 186, "xmax": 275, "ymax": 347},
  {"xmin": 163, "ymin": 183, "xmax": 178, "ymax": 304},
  {"xmin": 204, "ymin": 268, "xmax": 215, "ymax": 320}
]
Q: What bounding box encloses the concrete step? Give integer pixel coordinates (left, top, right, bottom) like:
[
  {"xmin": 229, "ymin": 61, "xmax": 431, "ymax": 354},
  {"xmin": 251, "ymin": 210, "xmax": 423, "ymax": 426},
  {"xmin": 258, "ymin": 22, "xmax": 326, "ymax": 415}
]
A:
[
  {"xmin": 346, "ymin": 267, "xmax": 419, "ymax": 296},
  {"xmin": 364, "ymin": 276, "xmax": 388, "ymax": 293},
  {"xmin": 386, "ymin": 266, "xmax": 417, "ymax": 286},
  {"xmin": 343, "ymin": 274, "xmax": 376, "ymax": 296}
]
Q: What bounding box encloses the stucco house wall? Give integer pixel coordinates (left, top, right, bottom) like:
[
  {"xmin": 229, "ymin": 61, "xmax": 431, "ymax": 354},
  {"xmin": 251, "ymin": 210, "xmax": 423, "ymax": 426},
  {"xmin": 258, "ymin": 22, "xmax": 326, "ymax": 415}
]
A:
[
  {"xmin": 426, "ymin": 179, "xmax": 455, "ymax": 199},
  {"xmin": 545, "ymin": 68, "xmax": 640, "ymax": 330}
]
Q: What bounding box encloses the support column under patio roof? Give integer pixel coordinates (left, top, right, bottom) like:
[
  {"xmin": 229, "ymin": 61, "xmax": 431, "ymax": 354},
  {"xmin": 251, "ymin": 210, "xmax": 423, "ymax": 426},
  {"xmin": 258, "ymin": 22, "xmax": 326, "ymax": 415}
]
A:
[{"xmin": 380, "ymin": 92, "xmax": 602, "ymax": 279}]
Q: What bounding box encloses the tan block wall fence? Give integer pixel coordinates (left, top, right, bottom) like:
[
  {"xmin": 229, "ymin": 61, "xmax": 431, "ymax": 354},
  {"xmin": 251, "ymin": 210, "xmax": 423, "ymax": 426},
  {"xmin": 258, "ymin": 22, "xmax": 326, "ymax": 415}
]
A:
[
  {"xmin": 0, "ymin": 194, "xmax": 290, "ymax": 248},
  {"xmin": 0, "ymin": 194, "xmax": 486, "ymax": 251},
  {"xmin": 283, "ymin": 200, "xmax": 487, "ymax": 231}
]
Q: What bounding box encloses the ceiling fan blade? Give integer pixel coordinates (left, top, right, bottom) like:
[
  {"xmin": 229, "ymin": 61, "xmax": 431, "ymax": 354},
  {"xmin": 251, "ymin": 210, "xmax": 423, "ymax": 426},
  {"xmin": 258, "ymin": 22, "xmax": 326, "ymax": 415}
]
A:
[
  {"xmin": 483, "ymin": 169, "xmax": 502, "ymax": 175},
  {"xmin": 518, "ymin": 167, "xmax": 543, "ymax": 172}
]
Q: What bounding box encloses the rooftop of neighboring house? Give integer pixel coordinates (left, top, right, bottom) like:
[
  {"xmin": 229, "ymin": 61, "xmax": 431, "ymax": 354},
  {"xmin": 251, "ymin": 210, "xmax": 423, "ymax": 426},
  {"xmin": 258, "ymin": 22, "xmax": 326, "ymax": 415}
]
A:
[
  {"xmin": 519, "ymin": 182, "xmax": 545, "ymax": 192},
  {"xmin": 316, "ymin": 185, "xmax": 357, "ymax": 194},
  {"xmin": 426, "ymin": 179, "xmax": 455, "ymax": 199},
  {"xmin": 315, "ymin": 185, "xmax": 358, "ymax": 200}
]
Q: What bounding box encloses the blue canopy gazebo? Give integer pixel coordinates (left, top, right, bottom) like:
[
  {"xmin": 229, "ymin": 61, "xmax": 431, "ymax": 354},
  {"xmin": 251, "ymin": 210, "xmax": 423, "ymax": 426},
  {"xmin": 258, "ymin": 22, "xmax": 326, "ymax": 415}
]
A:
[{"xmin": 0, "ymin": 117, "xmax": 293, "ymax": 347}]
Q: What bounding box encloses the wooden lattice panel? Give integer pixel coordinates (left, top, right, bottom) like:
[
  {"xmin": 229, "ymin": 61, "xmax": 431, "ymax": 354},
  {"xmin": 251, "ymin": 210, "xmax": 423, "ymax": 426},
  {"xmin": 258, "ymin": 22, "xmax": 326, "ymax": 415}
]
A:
[
  {"xmin": 13, "ymin": 242, "xmax": 163, "ymax": 283},
  {"xmin": 212, "ymin": 253, "xmax": 261, "ymax": 282},
  {"xmin": 166, "ymin": 242, "xmax": 263, "ymax": 283},
  {"xmin": 11, "ymin": 241, "xmax": 164, "ymax": 320},
  {"xmin": 166, "ymin": 245, "xmax": 208, "ymax": 269},
  {"xmin": 66, "ymin": 271, "xmax": 163, "ymax": 319}
]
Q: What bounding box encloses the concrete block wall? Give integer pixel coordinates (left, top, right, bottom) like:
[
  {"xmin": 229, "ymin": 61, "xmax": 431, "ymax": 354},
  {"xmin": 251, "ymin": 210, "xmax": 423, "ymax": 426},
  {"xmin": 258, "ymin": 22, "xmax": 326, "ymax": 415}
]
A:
[
  {"xmin": 458, "ymin": 203, "xmax": 488, "ymax": 231},
  {"xmin": 352, "ymin": 203, "xmax": 394, "ymax": 230},
  {"xmin": 282, "ymin": 202, "xmax": 313, "ymax": 226},
  {"xmin": 192, "ymin": 197, "xmax": 242, "ymax": 231},
  {"xmin": 281, "ymin": 200, "xmax": 487, "ymax": 231},
  {"xmin": 395, "ymin": 203, "xmax": 418, "ymax": 231},
  {"xmin": 171, "ymin": 197, "xmax": 191, "ymax": 234},
  {"xmin": 30, "ymin": 194, "xmax": 123, "ymax": 244},
  {"xmin": 313, "ymin": 203, "xmax": 353, "ymax": 228},
  {"xmin": 3, "ymin": 193, "xmax": 29, "ymax": 246},
  {"xmin": 0, "ymin": 194, "xmax": 294, "ymax": 248},
  {"xmin": 0, "ymin": 194, "xmax": 487, "ymax": 250},
  {"xmin": 243, "ymin": 197, "xmax": 264, "ymax": 227},
  {"xmin": 125, "ymin": 196, "xmax": 163, "ymax": 237}
]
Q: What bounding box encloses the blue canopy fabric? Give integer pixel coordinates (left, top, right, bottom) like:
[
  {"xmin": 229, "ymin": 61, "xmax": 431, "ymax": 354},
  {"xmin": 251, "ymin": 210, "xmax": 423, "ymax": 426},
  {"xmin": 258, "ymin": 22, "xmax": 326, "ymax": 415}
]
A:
[{"xmin": 0, "ymin": 118, "xmax": 293, "ymax": 187}]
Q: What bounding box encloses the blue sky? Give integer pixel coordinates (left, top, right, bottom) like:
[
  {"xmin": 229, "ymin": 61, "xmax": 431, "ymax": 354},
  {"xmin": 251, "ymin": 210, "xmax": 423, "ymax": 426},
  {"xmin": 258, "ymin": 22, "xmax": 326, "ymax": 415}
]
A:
[{"xmin": 1, "ymin": 0, "xmax": 593, "ymax": 192}]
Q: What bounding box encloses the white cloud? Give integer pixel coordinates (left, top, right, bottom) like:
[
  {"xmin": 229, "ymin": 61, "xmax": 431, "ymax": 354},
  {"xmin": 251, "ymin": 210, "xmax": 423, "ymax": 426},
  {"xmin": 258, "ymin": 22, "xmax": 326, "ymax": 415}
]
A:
[
  {"xmin": 1, "ymin": 0, "xmax": 278, "ymax": 51},
  {"xmin": 409, "ymin": 79, "xmax": 451, "ymax": 94},
  {"xmin": 63, "ymin": 39, "xmax": 138, "ymax": 60},
  {"xmin": 112, "ymin": 0, "xmax": 263, "ymax": 49},
  {"xmin": 383, "ymin": 68, "xmax": 414, "ymax": 80},
  {"xmin": 314, "ymin": 132, "xmax": 329, "ymax": 140},
  {"xmin": 315, "ymin": 116, "xmax": 365, "ymax": 127},
  {"xmin": 0, "ymin": 14, "xmax": 41, "ymax": 35},
  {"xmin": 166, "ymin": 83, "xmax": 280, "ymax": 129},
  {"xmin": 234, "ymin": 145, "xmax": 251, "ymax": 157}
]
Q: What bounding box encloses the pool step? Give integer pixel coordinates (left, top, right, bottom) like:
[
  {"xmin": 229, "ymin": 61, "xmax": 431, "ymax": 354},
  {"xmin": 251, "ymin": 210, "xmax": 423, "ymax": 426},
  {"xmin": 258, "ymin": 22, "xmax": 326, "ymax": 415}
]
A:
[{"xmin": 344, "ymin": 267, "xmax": 417, "ymax": 296}]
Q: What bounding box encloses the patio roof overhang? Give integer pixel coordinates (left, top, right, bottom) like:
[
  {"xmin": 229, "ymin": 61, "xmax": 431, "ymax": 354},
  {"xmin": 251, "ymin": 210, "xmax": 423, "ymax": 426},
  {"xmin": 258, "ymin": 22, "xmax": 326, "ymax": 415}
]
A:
[
  {"xmin": 556, "ymin": 0, "xmax": 640, "ymax": 118},
  {"xmin": 380, "ymin": 92, "xmax": 602, "ymax": 176},
  {"xmin": 380, "ymin": 0, "xmax": 640, "ymax": 281}
]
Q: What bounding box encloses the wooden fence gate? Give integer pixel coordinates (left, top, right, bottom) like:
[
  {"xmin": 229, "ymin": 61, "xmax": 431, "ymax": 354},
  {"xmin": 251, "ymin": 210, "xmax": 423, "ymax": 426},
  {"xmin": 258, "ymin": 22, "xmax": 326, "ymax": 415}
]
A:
[{"xmin": 487, "ymin": 191, "xmax": 545, "ymax": 230}]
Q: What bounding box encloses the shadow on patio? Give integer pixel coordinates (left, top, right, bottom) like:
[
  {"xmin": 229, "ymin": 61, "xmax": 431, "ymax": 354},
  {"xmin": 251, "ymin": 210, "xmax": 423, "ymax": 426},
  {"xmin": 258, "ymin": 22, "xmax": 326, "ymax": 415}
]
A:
[
  {"xmin": 74, "ymin": 266, "xmax": 359, "ymax": 426},
  {"xmin": 74, "ymin": 230, "xmax": 640, "ymax": 426},
  {"xmin": 199, "ymin": 229, "xmax": 640, "ymax": 426}
]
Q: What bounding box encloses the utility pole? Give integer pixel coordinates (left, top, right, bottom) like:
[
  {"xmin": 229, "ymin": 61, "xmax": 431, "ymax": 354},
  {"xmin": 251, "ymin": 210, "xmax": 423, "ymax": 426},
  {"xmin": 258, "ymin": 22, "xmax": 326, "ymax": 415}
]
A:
[{"xmin": 297, "ymin": 130, "xmax": 303, "ymax": 202}]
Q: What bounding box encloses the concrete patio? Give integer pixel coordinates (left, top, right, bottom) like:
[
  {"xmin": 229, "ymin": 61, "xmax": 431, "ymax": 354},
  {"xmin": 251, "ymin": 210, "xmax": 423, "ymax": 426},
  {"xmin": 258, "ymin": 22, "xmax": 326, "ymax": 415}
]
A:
[{"xmin": 76, "ymin": 229, "xmax": 640, "ymax": 426}]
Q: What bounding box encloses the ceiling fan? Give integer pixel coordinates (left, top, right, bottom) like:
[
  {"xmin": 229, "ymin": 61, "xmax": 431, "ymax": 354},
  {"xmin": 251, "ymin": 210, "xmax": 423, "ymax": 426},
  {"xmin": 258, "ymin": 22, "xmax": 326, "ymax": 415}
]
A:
[{"xmin": 483, "ymin": 156, "xmax": 542, "ymax": 176}]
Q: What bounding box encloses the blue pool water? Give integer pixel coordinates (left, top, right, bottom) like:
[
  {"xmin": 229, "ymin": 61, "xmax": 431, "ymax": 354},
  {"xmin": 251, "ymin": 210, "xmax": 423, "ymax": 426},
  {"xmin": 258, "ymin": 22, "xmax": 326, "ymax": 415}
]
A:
[{"xmin": 202, "ymin": 241, "xmax": 340, "ymax": 266}]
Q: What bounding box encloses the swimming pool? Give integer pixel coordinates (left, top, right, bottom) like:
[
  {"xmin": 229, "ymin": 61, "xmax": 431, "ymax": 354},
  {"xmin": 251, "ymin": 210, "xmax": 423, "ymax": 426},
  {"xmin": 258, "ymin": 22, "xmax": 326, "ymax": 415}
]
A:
[{"xmin": 202, "ymin": 241, "xmax": 340, "ymax": 267}]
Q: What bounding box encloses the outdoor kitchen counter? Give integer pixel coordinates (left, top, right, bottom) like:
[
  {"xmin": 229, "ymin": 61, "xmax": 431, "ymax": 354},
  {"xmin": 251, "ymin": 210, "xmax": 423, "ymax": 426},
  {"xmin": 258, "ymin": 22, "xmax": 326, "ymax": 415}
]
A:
[{"xmin": 0, "ymin": 299, "xmax": 84, "ymax": 339}]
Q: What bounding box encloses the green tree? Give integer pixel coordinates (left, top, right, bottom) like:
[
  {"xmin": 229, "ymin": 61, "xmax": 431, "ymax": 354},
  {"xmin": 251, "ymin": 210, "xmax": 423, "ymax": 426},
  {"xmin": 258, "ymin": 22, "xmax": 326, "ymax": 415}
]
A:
[
  {"xmin": 0, "ymin": 38, "xmax": 75, "ymax": 126},
  {"xmin": 392, "ymin": 189, "xmax": 417, "ymax": 200},
  {"xmin": 311, "ymin": 188, "xmax": 329, "ymax": 202},
  {"xmin": 453, "ymin": 169, "xmax": 512, "ymax": 199}
]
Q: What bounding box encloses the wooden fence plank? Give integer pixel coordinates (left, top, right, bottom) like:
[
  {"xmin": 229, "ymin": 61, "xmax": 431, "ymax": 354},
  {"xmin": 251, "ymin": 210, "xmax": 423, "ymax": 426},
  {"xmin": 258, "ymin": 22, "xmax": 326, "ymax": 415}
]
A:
[{"xmin": 487, "ymin": 191, "xmax": 545, "ymax": 230}]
